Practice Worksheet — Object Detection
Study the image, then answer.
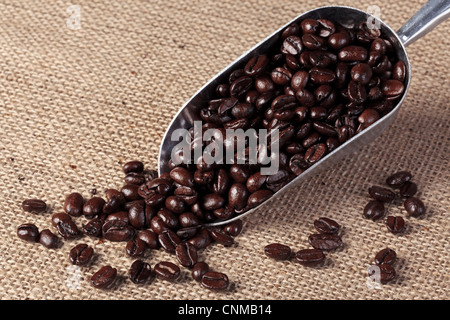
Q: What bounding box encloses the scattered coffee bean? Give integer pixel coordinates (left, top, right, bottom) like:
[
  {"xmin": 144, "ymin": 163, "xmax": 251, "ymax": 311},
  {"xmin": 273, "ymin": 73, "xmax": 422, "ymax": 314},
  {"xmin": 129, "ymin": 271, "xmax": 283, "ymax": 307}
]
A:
[
  {"xmin": 363, "ymin": 200, "xmax": 385, "ymax": 220},
  {"xmin": 91, "ymin": 265, "xmax": 117, "ymax": 289},
  {"xmin": 368, "ymin": 186, "xmax": 396, "ymax": 202},
  {"xmin": 313, "ymin": 217, "xmax": 340, "ymax": 234},
  {"xmin": 17, "ymin": 223, "xmax": 39, "ymax": 242},
  {"xmin": 175, "ymin": 242, "xmax": 198, "ymax": 268},
  {"xmin": 125, "ymin": 238, "xmax": 147, "ymax": 257},
  {"xmin": 123, "ymin": 160, "xmax": 144, "ymax": 174},
  {"xmin": 129, "ymin": 259, "xmax": 152, "ymax": 284},
  {"xmin": 295, "ymin": 248, "xmax": 325, "ymax": 266},
  {"xmin": 404, "ymin": 197, "xmax": 426, "ymax": 217},
  {"xmin": 264, "ymin": 243, "xmax": 292, "ymax": 260},
  {"xmin": 69, "ymin": 243, "xmax": 94, "ymax": 266},
  {"xmin": 374, "ymin": 248, "xmax": 397, "ymax": 265},
  {"xmin": 82, "ymin": 197, "xmax": 105, "ymax": 218},
  {"xmin": 63, "ymin": 192, "xmax": 84, "ymax": 217},
  {"xmin": 399, "ymin": 181, "xmax": 417, "ymax": 198},
  {"xmin": 21, "ymin": 199, "xmax": 47, "ymax": 213},
  {"xmin": 192, "ymin": 261, "xmax": 210, "ymax": 282},
  {"xmin": 201, "ymin": 271, "xmax": 229, "ymax": 290},
  {"xmin": 308, "ymin": 233, "xmax": 342, "ymax": 250},
  {"xmin": 386, "ymin": 171, "xmax": 412, "ymax": 187},
  {"xmin": 38, "ymin": 229, "xmax": 59, "ymax": 248},
  {"xmin": 154, "ymin": 261, "xmax": 181, "ymax": 281},
  {"xmin": 385, "ymin": 216, "xmax": 405, "ymax": 234}
]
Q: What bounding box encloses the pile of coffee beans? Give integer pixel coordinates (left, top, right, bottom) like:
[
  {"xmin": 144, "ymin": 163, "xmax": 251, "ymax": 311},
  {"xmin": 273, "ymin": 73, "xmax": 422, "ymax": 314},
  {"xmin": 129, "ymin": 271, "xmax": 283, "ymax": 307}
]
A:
[
  {"xmin": 364, "ymin": 170, "xmax": 426, "ymax": 233},
  {"xmin": 17, "ymin": 160, "xmax": 235, "ymax": 291},
  {"xmin": 165, "ymin": 17, "xmax": 407, "ymax": 225},
  {"xmin": 367, "ymin": 248, "xmax": 397, "ymax": 284},
  {"xmin": 264, "ymin": 217, "xmax": 342, "ymax": 266}
]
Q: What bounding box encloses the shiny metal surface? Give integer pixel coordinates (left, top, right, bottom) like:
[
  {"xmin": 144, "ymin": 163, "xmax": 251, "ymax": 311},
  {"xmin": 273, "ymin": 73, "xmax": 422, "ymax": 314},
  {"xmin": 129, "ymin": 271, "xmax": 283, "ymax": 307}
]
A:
[{"xmin": 157, "ymin": 2, "xmax": 449, "ymax": 227}]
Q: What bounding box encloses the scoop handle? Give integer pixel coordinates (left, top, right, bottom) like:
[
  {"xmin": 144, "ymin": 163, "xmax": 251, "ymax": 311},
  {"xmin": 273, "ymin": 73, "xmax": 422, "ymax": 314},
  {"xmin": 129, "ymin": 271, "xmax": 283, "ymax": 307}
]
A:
[{"xmin": 397, "ymin": 0, "xmax": 450, "ymax": 47}]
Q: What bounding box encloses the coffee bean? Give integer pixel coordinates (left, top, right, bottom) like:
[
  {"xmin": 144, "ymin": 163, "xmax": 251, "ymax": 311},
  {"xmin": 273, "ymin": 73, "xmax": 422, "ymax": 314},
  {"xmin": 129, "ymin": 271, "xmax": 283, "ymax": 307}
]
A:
[
  {"xmin": 247, "ymin": 189, "xmax": 273, "ymax": 209},
  {"xmin": 223, "ymin": 219, "xmax": 243, "ymax": 237},
  {"xmin": 281, "ymin": 35, "xmax": 303, "ymax": 55},
  {"xmin": 102, "ymin": 219, "xmax": 134, "ymax": 242},
  {"xmin": 154, "ymin": 261, "xmax": 180, "ymax": 281},
  {"xmin": 158, "ymin": 230, "xmax": 181, "ymax": 253},
  {"xmin": 228, "ymin": 183, "xmax": 250, "ymax": 211},
  {"xmin": 328, "ymin": 32, "xmax": 350, "ymax": 50},
  {"xmin": 210, "ymin": 228, "xmax": 234, "ymax": 247},
  {"xmin": 103, "ymin": 189, "xmax": 126, "ymax": 214},
  {"xmin": 17, "ymin": 223, "xmax": 39, "ymax": 242},
  {"xmin": 308, "ymin": 233, "xmax": 342, "ymax": 250},
  {"xmin": 91, "ymin": 265, "xmax": 117, "ymax": 289},
  {"xmin": 192, "ymin": 261, "xmax": 209, "ymax": 282},
  {"xmin": 64, "ymin": 192, "xmax": 84, "ymax": 217},
  {"xmin": 129, "ymin": 259, "xmax": 152, "ymax": 284},
  {"xmin": 82, "ymin": 197, "xmax": 105, "ymax": 218},
  {"xmin": 170, "ymin": 167, "xmax": 194, "ymax": 187},
  {"xmin": 386, "ymin": 216, "xmax": 405, "ymax": 234},
  {"xmin": 124, "ymin": 172, "xmax": 146, "ymax": 185},
  {"xmin": 201, "ymin": 271, "xmax": 229, "ymax": 290},
  {"xmin": 188, "ymin": 228, "xmax": 213, "ymax": 250},
  {"xmin": 378, "ymin": 264, "xmax": 396, "ymax": 284},
  {"xmin": 368, "ymin": 186, "xmax": 396, "ymax": 202},
  {"xmin": 271, "ymin": 67, "xmax": 292, "ymax": 85},
  {"xmin": 123, "ymin": 160, "xmax": 144, "ymax": 174},
  {"xmin": 69, "ymin": 243, "xmax": 94, "ymax": 266},
  {"xmin": 165, "ymin": 195, "xmax": 186, "ymax": 214},
  {"xmin": 363, "ymin": 200, "xmax": 385, "ymax": 220},
  {"xmin": 374, "ymin": 247, "xmax": 397, "ymax": 265},
  {"xmin": 136, "ymin": 229, "xmax": 159, "ymax": 249},
  {"xmin": 338, "ymin": 46, "xmax": 368, "ymax": 61},
  {"xmin": 399, "ymin": 181, "xmax": 417, "ymax": 198},
  {"xmin": 38, "ymin": 229, "xmax": 59, "ymax": 249},
  {"xmin": 358, "ymin": 109, "xmax": 379, "ymax": 126},
  {"xmin": 392, "ymin": 61, "xmax": 406, "ymax": 82},
  {"xmin": 230, "ymin": 76, "xmax": 253, "ymax": 99},
  {"xmin": 244, "ymin": 54, "xmax": 269, "ymax": 77},
  {"xmin": 295, "ymin": 248, "xmax": 325, "ymax": 266},
  {"xmin": 52, "ymin": 212, "xmax": 80, "ymax": 239},
  {"xmin": 175, "ymin": 242, "xmax": 198, "ymax": 268},
  {"xmin": 350, "ymin": 63, "xmax": 372, "ymax": 85},
  {"xmin": 404, "ymin": 197, "xmax": 426, "ymax": 217},
  {"xmin": 381, "ymin": 80, "xmax": 405, "ymax": 97},
  {"xmin": 125, "ymin": 238, "xmax": 147, "ymax": 257},
  {"xmin": 21, "ymin": 199, "xmax": 47, "ymax": 213},
  {"xmin": 264, "ymin": 243, "xmax": 292, "ymax": 260},
  {"xmin": 201, "ymin": 193, "xmax": 225, "ymax": 211},
  {"xmin": 386, "ymin": 171, "xmax": 412, "ymax": 187},
  {"xmin": 305, "ymin": 143, "xmax": 327, "ymax": 164},
  {"xmin": 121, "ymin": 184, "xmax": 142, "ymax": 201},
  {"xmin": 82, "ymin": 218, "xmax": 104, "ymax": 237},
  {"xmin": 309, "ymin": 67, "xmax": 336, "ymax": 84},
  {"xmin": 313, "ymin": 217, "xmax": 340, "ymax": 234}
]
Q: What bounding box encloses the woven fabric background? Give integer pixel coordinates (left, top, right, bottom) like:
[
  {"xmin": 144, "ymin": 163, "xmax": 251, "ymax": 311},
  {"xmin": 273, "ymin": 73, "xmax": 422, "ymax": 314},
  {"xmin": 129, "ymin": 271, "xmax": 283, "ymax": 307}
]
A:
[{"xmin": 0, "ymin": 0, "xmax": 448, "ymax": 300}]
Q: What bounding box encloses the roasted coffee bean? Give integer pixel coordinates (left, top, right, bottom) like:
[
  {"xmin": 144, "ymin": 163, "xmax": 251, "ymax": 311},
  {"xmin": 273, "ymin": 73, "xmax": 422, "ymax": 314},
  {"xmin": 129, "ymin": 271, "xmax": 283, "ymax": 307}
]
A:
[
  {"xmin": 150, "ymin": 216, "xmax": 169, "ymax": 234},
  {"xmin": 103, "ymin": 189, "xmax": 126, "ymax": 214},
  {"xmin": 136, "ymin": 229, "xmax": 159, "ymax": 249},
  {"xmin": 126, "ymin": 238, "xmax": 147, "ymax": 257},
  {"xmin": 121, "ymin": 184, "xmax": 142, "ymax": 201},
  {"xmin": 170, "ymin": 167, "xmax": 194, "ymax": 187},
  {"xmin": 174, "ymin": 186, "xmax": 198, "ymax": 205},
  {"xmin": 375, "ymin": 248, "xmax": 397, "ymax": 265},
  {"xmin": 348, "ymin": 80, "xmax": 367, "ymax": 104},
  {"xmin": 223, "ymin": 219, "xmax": 243, "ymax": 237},
  {"xmin": 302, "ymin": 34, "xmax": 325, "ymax": 50},
  {"xmin": 201, "ymin": 193, "xmax": 225, "ymax": 211},
  {"xmin": 175, "ymin": 242, "xmax": 198, "ymax": 268},
  {"xmin": 17, "ymin": 223, "xmax": 39, "ymax": 242},
  {"xmin": 82, "ymin": 218, "xmax": 104, "ymax": 237},
  {"xmin": 64, "ymin": 192, "xmax": 84, "ymax": 217},
  {"xmin": 230, "ymin": 76, "xmax": 253, "ymax": 99},
  {"xmin": 158, "ymin": 230, "xmax": 181, "ymax": 253},
  {"xmin": 102, "ymin": 219, "xmax": 133, "ymax": 242},
  {"xmin": 129, "ymin": 259, "xmax": 152, "ymax": 284},
  {"xmin": 154, "ymin": 261, "xmax": 180, "ymax": 281},
  {"xmin": 313, "ymin": 121, "xmax": 337, "ymax": 137},
  {"xmin": 165, "ymin": 195, "xmax": 186, "ymax": 214},
  {"xmin": 338, "ymin": 45, "xmax": 368, "ymax": 61},
  {"xmin": 358, "ymin": 108, "xmax": 379, "ymax": 126},
  {"xmin": 123, "ymin": 160, "xmax": 144, "ymax": 174},
  {"xmin": 105, "ymin": 210, "xmax": 129, "ymax": 223},
  {"xmin": 264, "ymin": 243, "xmax": 292, "ymax": 260},
  {"xmin": 392, "ymin": 61, "xmax": 406, "ymax": 82},
  {"xmin": 386, "ymin": 216, "xmax": 405, "ymax": 234},
  {"xmin": 138, "ymin": 178, "xmax": 171, "ymax": 198},
  {"xmin": 124, "ymin": 172, "xmax": 146, "ymax": 185},
  {"xmin": 378, "ymin": 264, "xmax": 396, "ymax": 284},
  {"xmin": 247, "ymin": 189, "xmax": 273, "ymax": 209},
  {"xmin": 295, "ymin": 248, "xmax": 325, "ymax": 266},
  {"xmin": 83, "ymin": 197, "xmax": 105, "ymax": 218},
  {"xmin": 351, "ymin": 63, "xmax": 372, "ymax": 85},
  {"xmin": 291, "ymin": 70, "xmax": 309, "ymax": 91},
  {"xmin": 176, "ymin": 226, "xmax": 199, "ymax": 239},
  {"xmin": 399, "ymin": 181, "xmax": 417, "ymax": 198},
  {"xmin": 246, "ymin": 172, "xmax": 267, "ymax": 193},
  {"xmin": 69, "ymin": 243, "xmax": 94, "ymax": 266},
  {"xmin": 404, "ymin": 197, "xmax": 426, "ymax": 217},
  {"xmin": 210, "ymin": 228, "xmax": 234, "ymax": 247},
  {"xmin": 308, "ymin": 233, "xmax": 342, "ymax": 250},
  {"xmin": 244, "ymin": 54, "xmax": 269, "ymax": 77},
  {"xmin": 309, "ymin": 67, "xmax": 336, "ymax": 84},
  {"xmin": 178, "ymin": 212, "xmax": 200, "ymax": 228},
  {"xmin": 271, "ymin": 94, "xmax": 297, "ymax": 111},
  {"xmin": 381, "ymin": 80, "xmax": 405, "ymax": 97},
  {"xmin": 52, "ymin": 212, "xmax": 80, "ymax": 239},
  {"xmin": 313, "ymin": 217, "xmax": 340, "ymax": 234},
  {"xmin": 281, "ymin": 35, "xmax": 303, "ymax": 55},
  {"xmin": 271, "ymin": 67, "xmax": 292, "ymax": 85},
  {"xmin": 363, "ymin": 200, "xmax": 385, "ymax": 220},
  {"xmin": 386, "ymin": 171, "xmax": 412, "ymax": 187},
  {"xmin": 328, "ymin": 32, "xmax": 350, "ymax": 50},
  {"xmin": 228, "ymin": 183, "xmax": 250, "ymax": 211},
  {"xmin": 305, "ymin": 143, "xmax": 327, "ymax": 164},
  {"xmin": 38, "ymin": 229, "xmax": 59, "ymax": 248},
  {"xmin": 188, "ymin": 228, "xmax": 213, "ymax": 250},
  {"xmin": 295, "ymin": 88, "xmax": 315, "ymax": 106},
  {"xmin": 368, "ymin": 186, "xmax": 396, "ymax": 202},
  {"xmin": 157, "ymin": 207, "xmax": 180, "ymax": 229},
  {"xmin": 91, "ymin": 265, "xmax": 117, "ymax": 289},
  {"xmin": 128, "ymin": 200, "xmax": 149, "ymax": 229},
  {"xmin": 192, "ymin": 261, "xmax": 209, "ymax": 282},
  {"xmin": 201, "ymin": 271, "xmax": 229, "ymax": 290},
  {"xmin": 300, "ymin": 19, "xmax": 319, "ymax": 34},
  {"xmin": 21, "ymin": 199, "xmax": 47, "ymax": 213}
]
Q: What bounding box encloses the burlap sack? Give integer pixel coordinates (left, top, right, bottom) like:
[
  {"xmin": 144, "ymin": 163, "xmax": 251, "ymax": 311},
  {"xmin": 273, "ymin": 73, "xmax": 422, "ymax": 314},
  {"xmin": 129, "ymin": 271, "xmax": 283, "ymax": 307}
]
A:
[{"xmin": 0, "ymin": 0, "xmax": 448, "ymax": 300}]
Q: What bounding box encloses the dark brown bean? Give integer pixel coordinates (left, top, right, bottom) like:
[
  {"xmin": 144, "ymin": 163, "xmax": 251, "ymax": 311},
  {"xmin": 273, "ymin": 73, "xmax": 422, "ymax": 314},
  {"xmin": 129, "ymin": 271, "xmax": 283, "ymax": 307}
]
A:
[
  {"xmin": 363, "ymin": 200, "xmax": 385, "ymax": 220},
  {"xmin": 82, "ymin": 197, "xmax": 105, "ymax": 218},
  {"xmin": 404, "ymin": 197, "xmax": 426, "ymax": 217},
  {"xmin": 368, "ymin": 186, "xmax": 396, "ymax": 202},
  {"xmin": 210, "ymin": 228, "xmax": 234, "ymax": 247},
  {"xmin": 64, "ymin": 192, "xmax": 84, "ymax": 217},
  {"xmin": 308, "ymin": 233, "xmax": 342, "ymax": 250},
  {"xmin": 82, "ymin": 218, "xmax": 104, "ymax": 237},
  {"xmin": 123, "ymin": 160, "xmax": 144, "ymax": 174},
  {"xmin": 399, "ymin": 181, "xmax": 417, "ymax": 198},
  {"xmin": 125, "ymin": 238, "xmax": 147, "ymax": 257},
  {"xmin": 21, "ymin": 199, "xmax": 47, "ymax": 213},
  {"xmin": 305, "ymin": 143, "xmax": 327, "ymax": 164},
  {"xmin": 313, "ymin": 217, "xmax": 340, "ymax": 234},
  {"xmin": 136, "ymin": 229, "xmax": 159, "ymax": 249},
  {"xmin": 351, "ymin": 63, "xmax": 372, "ymax": 85},
  {"xmin": 386, "ymin": 171, "xmax": 412, "ymax": 187},
  {"xmin": 264, "ymin": 243, "xmax": 292, "ymax": 260},
  {"xmin": 375, "ymin": 248, "xmax": 397, "ymax": 265},
  {"xmin": 102, "ymin": 219, "xmax": 133, "ymax": 242},
  {"xmin": 175, "ymin": 242, "xmax": 198, "ymax": 268},
  {"xmin": 129, "ymin": 259, "xmax": 152, "ymax": 284},
  {"xmin": 244, "ymin": 54, "xmax": 269, "ymax": 77},
  {"xmin": 91, "ymin": 265, "xmax": 117, "ymax": 289},
  {"xmin": 295, "ymin": 248, "xmax": 325, "ymax": 266},
  {"xmin": 247, "ymin": 189, "xmax": 273, "ymax": 209},
  {"xmin": 38, "ymin": 229, "xmax": 59, "ymax": 248},
  {"xmin": 158, "ymin": 230, "xmax": 181, "ymax": 253},
  {"xmin": 223, "ymin": 219, "xmax": 243, "ymax": 237},
  {"xmin": 154, "ymin": 261, "xmax": 180, "ymax": 281},
  {"xmin": 121, "ymin": 184, "xmax": 142, "ymax": 201},
  {"xmin": 52, "ymin": 212, "xmax": 80, "ymax": 239},
  {"xmin": 201, "ymin": 271, "xmax": 229, "ymax": 290},
  {"xmin": 192, "ymin": 261, "xmax": 209, "ymax": 282},
  {"xmin": 386, "ymin": 216, "xmax": 405, "ymax": 234},
  {"xmin": 17, "ymin": 223, "xmax": 39, "ymax": 242},
  {"xmin": 69, "ymin": 243, "xmax": 94, "ymax": 266},
  {"xmin": 338, "ymin": 45, "xmax": 368, "ymax": 61}
]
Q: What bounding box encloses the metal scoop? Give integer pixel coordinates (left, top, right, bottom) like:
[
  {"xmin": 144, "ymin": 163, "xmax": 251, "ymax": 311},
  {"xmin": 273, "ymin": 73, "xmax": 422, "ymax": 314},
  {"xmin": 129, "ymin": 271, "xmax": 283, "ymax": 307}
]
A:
[{"xmin": 158, "ymin": 0, "xmax": 450, "ymax": 226}]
